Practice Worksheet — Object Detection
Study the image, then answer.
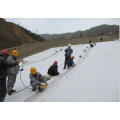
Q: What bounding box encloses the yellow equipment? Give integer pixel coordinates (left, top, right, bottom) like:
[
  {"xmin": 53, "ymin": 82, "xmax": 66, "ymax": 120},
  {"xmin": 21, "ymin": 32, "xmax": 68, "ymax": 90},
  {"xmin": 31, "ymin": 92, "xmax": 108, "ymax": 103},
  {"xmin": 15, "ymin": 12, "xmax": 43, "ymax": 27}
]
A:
[
  {"xmin": 30, "ymin": 67, "xmax": 37, "ymax": 75},
  {"xmin": 42, "ymin": 85, "xmax": 47, "ymax": 90},
  {"xmin": 72, "ymin": 56, "xmax": 75, "ymax": 59},
  {"xmin": 12, "ymin": 50, "xmax": 19, "ymax": 56}
]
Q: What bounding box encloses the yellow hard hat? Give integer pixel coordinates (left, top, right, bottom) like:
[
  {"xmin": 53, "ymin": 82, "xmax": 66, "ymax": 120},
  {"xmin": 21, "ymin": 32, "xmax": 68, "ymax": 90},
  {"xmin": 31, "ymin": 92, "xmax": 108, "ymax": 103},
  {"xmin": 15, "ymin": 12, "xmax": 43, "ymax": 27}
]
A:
[
  {"xmin": 30, "ymin": 67, "xmax": 37, "ymax": 75},
  {"xmin": 72, "ymin": 56, "xmax": 75, "ymax": 59},
  {"xmin": 42, "ymin": 85, "xmax": 47, "ymax": 90},
  {"xmin": 12, "ymin": 50, "xmax": 19, "ymax": 56}
]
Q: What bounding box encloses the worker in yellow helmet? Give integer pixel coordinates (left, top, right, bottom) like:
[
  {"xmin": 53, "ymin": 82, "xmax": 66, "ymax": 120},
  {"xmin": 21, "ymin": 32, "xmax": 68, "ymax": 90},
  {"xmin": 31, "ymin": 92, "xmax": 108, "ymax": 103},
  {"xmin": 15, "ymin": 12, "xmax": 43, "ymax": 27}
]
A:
[
  {"xmin": 30, "ymin": 67, "xmax": 48, "ymax": 91},
  {"xmin": 72, "ymin": 56, "xmax": 75, "ymax": 59},
  {"xmin": 7, "ymin": 48, "xmax": 20, "ymax": 95},
  {"xmin": 70, "ymin": 56, "xmax": 75, "ymax": 67},
  {"xmin": 12, "ymin": 49, "xmax": 19, "ymax": 57}
]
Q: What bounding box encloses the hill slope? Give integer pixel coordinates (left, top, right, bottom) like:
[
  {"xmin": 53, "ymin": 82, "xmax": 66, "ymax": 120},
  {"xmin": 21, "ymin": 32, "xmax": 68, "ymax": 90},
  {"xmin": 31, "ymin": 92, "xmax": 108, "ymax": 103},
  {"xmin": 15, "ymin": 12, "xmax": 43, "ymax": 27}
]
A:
[
  {"xmin": 0, "ymin": 19, "xmax": 44, "ymax": 50},
  {"xmin": 41, "ymin": 24, "xmax": 119, "ymax": 41}
]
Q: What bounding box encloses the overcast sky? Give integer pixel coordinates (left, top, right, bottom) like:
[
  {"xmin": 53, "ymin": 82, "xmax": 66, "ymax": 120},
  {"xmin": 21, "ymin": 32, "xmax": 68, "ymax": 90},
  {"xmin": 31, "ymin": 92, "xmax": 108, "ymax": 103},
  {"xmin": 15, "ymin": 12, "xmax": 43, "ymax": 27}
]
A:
[{"xmin": 6, "ymin": 18, "xmax": 120, "ymax": 34}]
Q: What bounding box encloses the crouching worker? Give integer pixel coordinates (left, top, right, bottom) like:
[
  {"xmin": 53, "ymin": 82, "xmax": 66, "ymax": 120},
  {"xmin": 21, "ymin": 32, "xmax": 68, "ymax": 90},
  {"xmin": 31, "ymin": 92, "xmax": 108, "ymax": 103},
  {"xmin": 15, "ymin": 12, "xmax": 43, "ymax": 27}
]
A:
[
  {"xmin": 70, "ymin": 56, "xmax": 75, "ymax": 67},
  {"xmin": 30, "ymin": 67, "xmax": 48, "ymax": 91},
  {"xmin": 48, "ymin": 61, "xmax": 60, "ymax": 76}
]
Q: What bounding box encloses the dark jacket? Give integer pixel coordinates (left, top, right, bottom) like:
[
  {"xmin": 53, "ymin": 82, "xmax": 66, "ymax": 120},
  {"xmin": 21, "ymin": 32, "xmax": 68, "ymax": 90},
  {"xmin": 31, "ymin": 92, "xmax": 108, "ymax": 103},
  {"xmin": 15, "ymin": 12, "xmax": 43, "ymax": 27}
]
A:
[
  {"xmin": 90, "ymin": 43, "xmax": 94, "ymax": 48},
  {"xmin": 7, "ymin": 56, "xmax": 19, "ymax": 75},
  {"xmin": 65, "ymin": 48, "xmax": 73, "ymax": 57},
  {"xmin": 48, "ymin": 64, "xmax": 59, "ymax": 76},
  {"xmin": 0, "ymin": 55, "xmax": 18, "ymax": 79}
]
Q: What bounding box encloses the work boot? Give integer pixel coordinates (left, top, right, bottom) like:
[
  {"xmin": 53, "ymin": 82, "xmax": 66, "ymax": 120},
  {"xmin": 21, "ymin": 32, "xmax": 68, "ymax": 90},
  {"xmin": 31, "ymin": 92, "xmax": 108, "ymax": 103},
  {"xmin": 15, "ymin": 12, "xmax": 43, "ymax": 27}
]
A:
[
  {"xmin": 8, "ymin": 91, "xmax": 12, "ymax": 96},
  {"xmin": 39, "ymin": 86, "xmax": 43, "ymax": 92},
  {"xmin": 67, "ymin": 66, "xmax": 70, "ymax": 69},
  {"xmin": 32, "ymin": 88, "xmax": 36, "ymax": 91},
  {"xmin": 11, "ymin": 89, "xmax": 16, "ymax": 93}
]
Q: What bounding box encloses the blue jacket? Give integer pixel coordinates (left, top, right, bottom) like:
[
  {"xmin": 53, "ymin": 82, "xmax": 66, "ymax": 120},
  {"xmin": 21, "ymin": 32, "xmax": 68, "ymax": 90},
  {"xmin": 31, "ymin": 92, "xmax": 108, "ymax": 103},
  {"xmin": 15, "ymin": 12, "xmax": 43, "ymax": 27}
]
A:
[
  {"xmin": 65, "ymin": 48, "xmax": 73, "ymax": 57},
  {"xmin": 71, "ymin": 58, "xmax": 74, "ymax": 65}
]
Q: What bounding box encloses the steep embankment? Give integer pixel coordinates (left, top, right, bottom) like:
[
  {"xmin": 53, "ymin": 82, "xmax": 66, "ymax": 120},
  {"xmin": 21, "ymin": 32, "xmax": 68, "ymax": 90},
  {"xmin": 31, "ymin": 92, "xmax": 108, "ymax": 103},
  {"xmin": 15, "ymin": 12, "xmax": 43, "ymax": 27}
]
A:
[{"xmin": 0, "ymin": 18, "xmax": 36, "ymax": 49}]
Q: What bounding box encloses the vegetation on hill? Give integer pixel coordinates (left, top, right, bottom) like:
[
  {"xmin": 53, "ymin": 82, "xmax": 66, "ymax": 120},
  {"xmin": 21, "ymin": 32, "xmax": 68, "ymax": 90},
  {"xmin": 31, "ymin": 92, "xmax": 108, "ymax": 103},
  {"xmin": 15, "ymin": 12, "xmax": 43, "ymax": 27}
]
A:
[
  {"xmin": 0, "ymin": 18, "xmax": 44, "ymax": 50},
  {"xmin": 0, "ymin": 18, "xmax": 119, "ymax": 59},
  {"xmin": 18, "ymin": 25, "xmax": 45, "ymax": 42},
  {"xmin": 41, "ymin": 24, "xmax": 119, "ymax": 41}
]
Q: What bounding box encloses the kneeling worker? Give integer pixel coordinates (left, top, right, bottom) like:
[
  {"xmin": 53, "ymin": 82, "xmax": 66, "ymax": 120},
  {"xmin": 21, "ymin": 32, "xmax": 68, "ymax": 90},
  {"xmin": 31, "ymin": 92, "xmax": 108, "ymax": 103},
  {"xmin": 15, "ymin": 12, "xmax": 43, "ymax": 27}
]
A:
[
  {"xmin": 48, "ymin": 61, "xmax": 60, "ymax": 76},
  {"xmin": 70, "ymin": 56, "xmax": 75, "ymax": 66},
  {"xmin": 30, "ymin": 67, "xmax": 48, "ymax": 91}
]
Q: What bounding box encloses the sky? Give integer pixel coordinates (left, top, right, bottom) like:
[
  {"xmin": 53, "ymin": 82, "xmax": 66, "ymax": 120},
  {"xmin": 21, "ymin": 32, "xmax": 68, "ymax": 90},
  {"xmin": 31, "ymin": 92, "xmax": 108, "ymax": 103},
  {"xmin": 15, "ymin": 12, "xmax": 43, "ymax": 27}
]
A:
[{"xmin": 6, "ymin": 18, "xmax": 120, "ymax": 34}]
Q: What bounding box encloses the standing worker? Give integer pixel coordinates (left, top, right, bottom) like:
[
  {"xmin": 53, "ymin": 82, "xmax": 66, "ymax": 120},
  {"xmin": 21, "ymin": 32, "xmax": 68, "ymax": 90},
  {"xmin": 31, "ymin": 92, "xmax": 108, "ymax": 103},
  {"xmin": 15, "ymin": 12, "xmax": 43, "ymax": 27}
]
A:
[
  {"xmin": 0, "ymin": 49, "xmax": 18, "ymax": 102},
  {"xmin": 64, "ymin": 44, "xmax": 73, "ymax": 69},
  {"xmin": 7, "ymin": 49, "xmax": 20, "ymax": 95}
]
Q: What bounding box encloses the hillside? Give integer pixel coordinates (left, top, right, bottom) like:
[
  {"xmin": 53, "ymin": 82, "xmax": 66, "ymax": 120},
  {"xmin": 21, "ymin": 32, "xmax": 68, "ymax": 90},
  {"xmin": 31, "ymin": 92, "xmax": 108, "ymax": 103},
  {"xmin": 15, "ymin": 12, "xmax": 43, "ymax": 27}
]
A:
[
  {"xmin": 0, "ymin": 18, "xmax": 44, "ymax": 50},
  {"xmin": 0, "ymin": 19, "xmax": 118, "ymax": 58},
  {"xmin": 83, "ymin": 24, "xmax": 119, "ymax": 37},
  {"xmin": 18, "ymin": 25, "xmax": 45, "ymax": 42},
  {"xmin": 41, "ymin": 24, "xmax": 119, "ymax": 41}
]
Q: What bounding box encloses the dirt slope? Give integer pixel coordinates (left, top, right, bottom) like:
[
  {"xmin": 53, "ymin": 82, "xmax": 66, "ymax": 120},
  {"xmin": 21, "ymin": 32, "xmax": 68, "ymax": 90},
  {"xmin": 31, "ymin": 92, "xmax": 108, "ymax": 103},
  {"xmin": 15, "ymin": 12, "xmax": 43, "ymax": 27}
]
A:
[{"xmin": 0, "ymin": 18, "xmax": 35, "ymax": 49}]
